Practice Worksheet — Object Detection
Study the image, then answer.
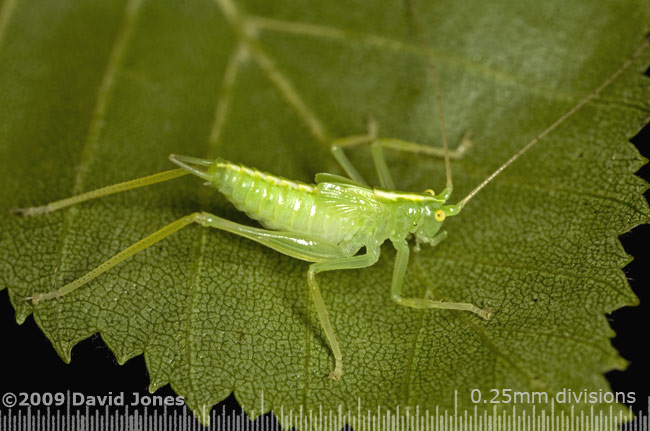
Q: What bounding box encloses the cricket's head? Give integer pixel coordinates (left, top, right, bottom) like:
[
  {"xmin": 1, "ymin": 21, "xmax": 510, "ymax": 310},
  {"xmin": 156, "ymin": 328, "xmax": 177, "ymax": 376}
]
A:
[{"xmin": 414, "ymin": 203, "xmax": 461, "ymax": 246}]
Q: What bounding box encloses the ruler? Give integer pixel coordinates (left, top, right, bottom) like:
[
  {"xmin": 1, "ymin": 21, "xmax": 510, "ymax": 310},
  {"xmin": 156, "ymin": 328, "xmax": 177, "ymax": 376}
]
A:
[{"xmin": 1, "ymin": 392, "xmax": 648, "ymax": 430}]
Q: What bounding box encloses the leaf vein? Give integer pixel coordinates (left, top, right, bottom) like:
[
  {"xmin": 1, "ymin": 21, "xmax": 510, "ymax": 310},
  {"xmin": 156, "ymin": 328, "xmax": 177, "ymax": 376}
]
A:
[
  {"xmin": 246, "ymin": 15, "xmax": 581, "ymax": 104},
  {"xmin": 0, "ymin": 0, "xmax": 17, "ymax": 47},
  {"xmin": 40, "ymin": 0, "xmax": 143, "ymax": 346},
  {"xmin": 211, "ymin": 0, "xmax": 330, "ymax": 144}
]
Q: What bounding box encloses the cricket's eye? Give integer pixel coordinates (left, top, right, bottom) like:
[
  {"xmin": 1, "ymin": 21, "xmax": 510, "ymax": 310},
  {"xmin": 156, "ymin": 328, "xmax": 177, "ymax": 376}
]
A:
[
  {"xmin": 424, "ymin": 189, "xmax": 435, "ymax": 196},
  {"xmin": 434, "ymin": 210, "xmax": 446, "ymax": 222}
]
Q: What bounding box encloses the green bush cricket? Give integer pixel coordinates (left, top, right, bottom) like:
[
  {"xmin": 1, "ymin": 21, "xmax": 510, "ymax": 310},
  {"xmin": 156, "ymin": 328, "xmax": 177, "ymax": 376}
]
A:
[{"xmin": 10, "ymin": 29, "xmax": 645, "ymax": 381}]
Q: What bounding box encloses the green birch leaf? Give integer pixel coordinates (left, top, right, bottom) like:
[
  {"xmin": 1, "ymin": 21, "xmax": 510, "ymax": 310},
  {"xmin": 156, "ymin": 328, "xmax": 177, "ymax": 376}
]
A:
[{"xmin": 1, "ymin": 0, "xmax": 649, "ymax": 426}]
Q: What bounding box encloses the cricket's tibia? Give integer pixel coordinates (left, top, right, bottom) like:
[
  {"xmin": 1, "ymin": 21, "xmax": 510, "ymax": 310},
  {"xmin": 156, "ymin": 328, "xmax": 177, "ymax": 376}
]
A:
[{"xmin": 10, "ymin": 168, "xmax": 189, "ymax": 217}]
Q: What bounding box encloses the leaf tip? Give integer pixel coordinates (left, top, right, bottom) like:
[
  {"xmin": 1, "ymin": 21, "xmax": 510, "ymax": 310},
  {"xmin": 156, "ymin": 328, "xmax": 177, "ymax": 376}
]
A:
[{"xmin": 148, "ymin": 379, "xmax": 167, "ymax": 393}]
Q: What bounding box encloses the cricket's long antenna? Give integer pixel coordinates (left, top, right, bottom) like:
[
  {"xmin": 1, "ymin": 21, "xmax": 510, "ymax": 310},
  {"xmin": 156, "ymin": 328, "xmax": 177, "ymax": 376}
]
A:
[
  {"xmin": 457, "ymin": 38, "xmax": 650, "ymax": 210},
  {"xmin": 407, "ymin": 0, "xmax": 453, "ymax": 193}
]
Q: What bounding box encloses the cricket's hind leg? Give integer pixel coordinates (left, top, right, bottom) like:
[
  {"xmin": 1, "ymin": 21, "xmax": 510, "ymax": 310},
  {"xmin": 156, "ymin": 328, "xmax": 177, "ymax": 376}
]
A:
[
  {"xmin": 11, "ymin": 153, "xmax": 221, "ymax": 218},
  {"xmin": 20, "ymin": 208, "xmax": 356, "ymax": 381},
  {"xmin": 10, "ymin": 168, "xmax": 189, "ymax": 217},
  {"xmin": 22, "ymin": 212, "xmax": 346, "ymax": 304},
  {"xmin": 330, "ymin": 117, "xmax": 471, "ymax": 189}
]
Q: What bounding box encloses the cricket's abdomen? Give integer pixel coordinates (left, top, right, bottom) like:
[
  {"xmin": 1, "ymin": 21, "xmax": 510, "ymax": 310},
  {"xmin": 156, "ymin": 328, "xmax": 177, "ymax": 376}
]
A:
[{"xmin": 209, "ymin": 159, "xmax": 363, "ymax": 246}]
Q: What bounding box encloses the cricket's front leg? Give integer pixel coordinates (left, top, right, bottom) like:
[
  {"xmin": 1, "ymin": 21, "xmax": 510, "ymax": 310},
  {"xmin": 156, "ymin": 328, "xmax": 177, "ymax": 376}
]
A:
[{"xmin": 390, "ymin": 238, "xmax": 492, "ymax": 320}]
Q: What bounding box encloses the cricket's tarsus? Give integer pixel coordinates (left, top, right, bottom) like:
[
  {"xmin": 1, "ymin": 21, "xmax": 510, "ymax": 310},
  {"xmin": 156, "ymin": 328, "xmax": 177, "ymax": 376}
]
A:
[{"xmin": 11, "ymin": 10, "xmax": 647, "ymax": 381}]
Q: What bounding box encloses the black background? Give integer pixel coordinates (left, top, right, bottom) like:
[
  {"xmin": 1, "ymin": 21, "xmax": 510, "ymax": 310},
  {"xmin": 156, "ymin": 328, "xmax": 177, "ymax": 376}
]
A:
[{"xmin": 1, "ymin": 102, "xmax": 649, "ymax": 429}]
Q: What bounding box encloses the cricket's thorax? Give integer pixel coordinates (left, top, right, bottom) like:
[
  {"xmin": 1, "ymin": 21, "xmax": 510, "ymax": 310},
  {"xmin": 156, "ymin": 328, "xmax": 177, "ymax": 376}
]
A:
[
  {"xmin": 208, "ymin": 159, "xmax": 444, "ymax": 253},
  {"xmin": 372, "ymin": 189, "xmax": 446, "ymax": 240}
]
